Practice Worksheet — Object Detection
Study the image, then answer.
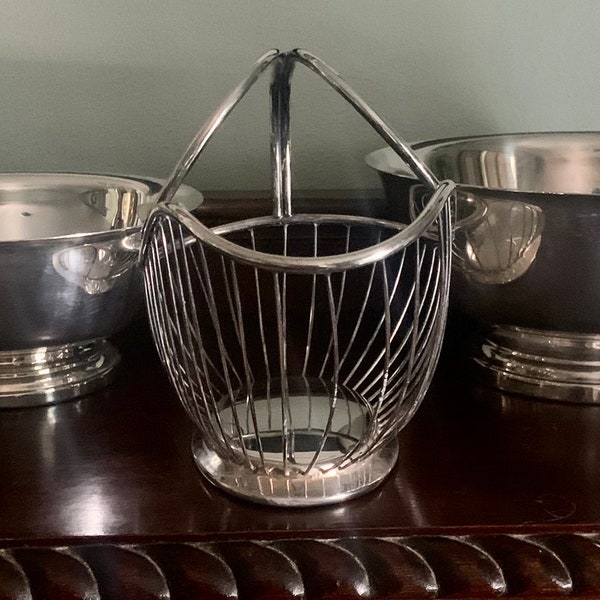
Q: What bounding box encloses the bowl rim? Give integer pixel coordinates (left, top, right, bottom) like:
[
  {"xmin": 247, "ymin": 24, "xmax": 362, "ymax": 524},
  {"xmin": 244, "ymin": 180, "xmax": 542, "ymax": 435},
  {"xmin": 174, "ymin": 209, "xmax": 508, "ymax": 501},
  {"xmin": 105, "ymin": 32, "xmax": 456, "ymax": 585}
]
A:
[
  {"xmin": 0, "ymin": 172, "xmax": 203, "ymax": 245},
  {"xmin": 366, "ymin": 130, "xmax": 600, "ymax": 197}
]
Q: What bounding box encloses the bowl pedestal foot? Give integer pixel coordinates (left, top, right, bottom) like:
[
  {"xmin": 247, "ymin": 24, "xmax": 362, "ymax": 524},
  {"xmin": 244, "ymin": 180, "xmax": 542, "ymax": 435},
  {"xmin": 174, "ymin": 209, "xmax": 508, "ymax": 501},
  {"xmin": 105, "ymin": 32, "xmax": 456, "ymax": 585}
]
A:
[
  {"xmin": 474, "ymin": 325, "xmax": 600, "ymax": 403},
  {"xmin": 0, "ymin": 340, "xmax": 120, "ymax": 408}
]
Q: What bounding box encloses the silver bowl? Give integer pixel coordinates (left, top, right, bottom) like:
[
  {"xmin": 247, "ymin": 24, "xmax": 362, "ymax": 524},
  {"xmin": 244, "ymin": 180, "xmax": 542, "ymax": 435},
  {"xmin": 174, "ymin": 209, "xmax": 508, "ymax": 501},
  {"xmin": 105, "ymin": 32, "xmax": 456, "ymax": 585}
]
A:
[
  {"xmin": 367, "ymin": 132, "xmax": 600, "ymax": 402},
  {"xmin": 0, "ymin": 173, "xmax": 202, "ymax": 408}
]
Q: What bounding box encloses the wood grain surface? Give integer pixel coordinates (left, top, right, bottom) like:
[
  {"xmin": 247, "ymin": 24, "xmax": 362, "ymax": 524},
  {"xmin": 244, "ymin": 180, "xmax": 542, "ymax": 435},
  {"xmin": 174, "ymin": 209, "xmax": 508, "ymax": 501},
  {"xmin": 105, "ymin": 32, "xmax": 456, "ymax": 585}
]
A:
[{"xmin": 2, "ymin": 193, "xmax": 600, "ymax": 598}]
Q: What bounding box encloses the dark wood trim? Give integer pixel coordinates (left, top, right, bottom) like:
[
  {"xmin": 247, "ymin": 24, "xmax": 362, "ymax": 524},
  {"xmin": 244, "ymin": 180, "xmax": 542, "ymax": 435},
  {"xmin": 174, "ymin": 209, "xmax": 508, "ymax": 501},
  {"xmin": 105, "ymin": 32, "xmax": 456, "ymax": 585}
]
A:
[{"xmin": 3, "ymin": 533, "xmax": 600, "ymax": 599}]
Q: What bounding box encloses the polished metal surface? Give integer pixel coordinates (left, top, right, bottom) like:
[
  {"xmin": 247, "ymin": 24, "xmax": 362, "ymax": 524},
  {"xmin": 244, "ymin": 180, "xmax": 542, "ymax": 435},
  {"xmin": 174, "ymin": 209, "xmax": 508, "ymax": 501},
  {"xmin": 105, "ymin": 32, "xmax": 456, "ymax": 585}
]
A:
[
  {"xmin": 476, "ymin": 326, "xmax": 600, "ymax": 404},
  {"xmin": 0, "ymin": 341, "xmax": 119, "ymax": 408},
  {"xmin": 367, "ymin": 132, "xmax": 600, "ymax": 194},
  {"xmin": 1, "ymin": 173, "xmax": 202, "ymax": 407},
  {"xmin": 367, "ymin": 132, "xmax": 600, "ymax": 402},
  {"xmin": 141, "ymin": 49, "xmax": 454, "ymax": 506}
]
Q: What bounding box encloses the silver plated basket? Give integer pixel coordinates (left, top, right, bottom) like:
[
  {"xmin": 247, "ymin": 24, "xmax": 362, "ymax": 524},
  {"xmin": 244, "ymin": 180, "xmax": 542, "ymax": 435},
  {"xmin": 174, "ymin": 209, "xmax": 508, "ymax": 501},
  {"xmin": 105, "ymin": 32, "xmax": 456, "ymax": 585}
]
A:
[{"xmin": 140, "ymin": 49, "xmax": 455, "ymax": 506}]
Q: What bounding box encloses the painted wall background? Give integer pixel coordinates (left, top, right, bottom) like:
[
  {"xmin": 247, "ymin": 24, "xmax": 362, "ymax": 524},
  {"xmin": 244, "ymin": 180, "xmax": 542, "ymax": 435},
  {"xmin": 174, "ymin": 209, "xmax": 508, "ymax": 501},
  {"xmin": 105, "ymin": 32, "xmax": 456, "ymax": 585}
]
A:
[{"xmin": 0, "ymin": 0, "xmax": 598, "ymax": 191}]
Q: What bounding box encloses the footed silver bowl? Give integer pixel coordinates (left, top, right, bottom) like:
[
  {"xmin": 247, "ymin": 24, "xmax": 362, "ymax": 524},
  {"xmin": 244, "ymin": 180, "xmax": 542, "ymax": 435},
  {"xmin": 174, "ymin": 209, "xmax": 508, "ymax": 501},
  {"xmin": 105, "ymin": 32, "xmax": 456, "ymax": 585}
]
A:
[
  {"xmin": 0, "ymin": 173, "xmax": 202, "ymax": 408},
  {"xmin": 368, "ymin": 132, "xmax": 600, "ymax": 403}
]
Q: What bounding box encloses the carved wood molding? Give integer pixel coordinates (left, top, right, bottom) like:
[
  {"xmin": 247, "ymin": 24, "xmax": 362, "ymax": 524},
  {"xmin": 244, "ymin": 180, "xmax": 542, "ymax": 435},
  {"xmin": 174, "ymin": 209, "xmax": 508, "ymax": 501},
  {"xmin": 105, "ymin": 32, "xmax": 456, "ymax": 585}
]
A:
[{"xmin": 2, "ymin": 532, "xmax": 600, "ymax": 599}]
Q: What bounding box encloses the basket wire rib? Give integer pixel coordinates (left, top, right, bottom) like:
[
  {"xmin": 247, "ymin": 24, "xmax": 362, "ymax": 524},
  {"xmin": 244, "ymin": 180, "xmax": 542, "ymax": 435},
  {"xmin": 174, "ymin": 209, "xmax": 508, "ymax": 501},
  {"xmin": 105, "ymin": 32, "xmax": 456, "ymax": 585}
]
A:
[
  {"xmin": 141, "ymin": 49, "xmax": 455, "ymax": 504},
  {"xmin": 144, "ymin": 207, "xmax": 452, "ymax": 471}
]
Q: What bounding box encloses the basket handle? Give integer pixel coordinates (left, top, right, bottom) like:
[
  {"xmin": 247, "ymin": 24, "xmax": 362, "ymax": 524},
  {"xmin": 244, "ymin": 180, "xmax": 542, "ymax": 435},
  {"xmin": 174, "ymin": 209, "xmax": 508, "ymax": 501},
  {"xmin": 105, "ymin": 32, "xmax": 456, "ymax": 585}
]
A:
[
  {"xmin": 156, "ymin": 48, "xmax": 281, "ymax": 206},
  {"xmin": 270, "ymin": 49, "xmax": 440, "ymax": 219},
  {"xmin": 157, "ymin": 47, "xmax": 441, "ymax": 217}
]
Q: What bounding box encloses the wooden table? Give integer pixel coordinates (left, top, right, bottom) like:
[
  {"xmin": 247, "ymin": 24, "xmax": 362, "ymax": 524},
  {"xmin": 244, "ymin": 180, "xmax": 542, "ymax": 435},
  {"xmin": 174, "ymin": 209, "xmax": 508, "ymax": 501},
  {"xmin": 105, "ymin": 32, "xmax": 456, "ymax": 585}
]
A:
[{"xmin": 2, "ymin": 195, "xmax": 600, "ymax": 599}]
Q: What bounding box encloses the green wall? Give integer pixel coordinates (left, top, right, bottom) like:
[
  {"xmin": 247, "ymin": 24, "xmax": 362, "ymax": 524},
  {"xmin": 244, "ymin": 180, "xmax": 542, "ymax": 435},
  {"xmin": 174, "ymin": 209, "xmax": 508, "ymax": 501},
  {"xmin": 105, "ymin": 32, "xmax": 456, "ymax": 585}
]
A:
[{"xmin": 1, "ymin": 0, "xmax": 598, "ymax": 191}]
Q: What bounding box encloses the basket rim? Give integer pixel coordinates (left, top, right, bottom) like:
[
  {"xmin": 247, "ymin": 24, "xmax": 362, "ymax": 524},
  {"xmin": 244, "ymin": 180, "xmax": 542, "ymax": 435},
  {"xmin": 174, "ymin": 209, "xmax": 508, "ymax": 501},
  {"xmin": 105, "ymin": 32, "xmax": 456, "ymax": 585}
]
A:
[{"xmin": 141, "ymin": 180, "xmax": 454, "ymax": 274}]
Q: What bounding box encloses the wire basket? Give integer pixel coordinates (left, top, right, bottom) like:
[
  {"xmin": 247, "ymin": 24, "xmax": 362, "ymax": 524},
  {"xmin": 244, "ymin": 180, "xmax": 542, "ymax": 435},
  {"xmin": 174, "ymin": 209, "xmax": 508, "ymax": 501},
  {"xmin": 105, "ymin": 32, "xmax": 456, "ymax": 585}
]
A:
[{"xmin": 140, "ymin": 49, "xmax": 455, "ymax": 506}]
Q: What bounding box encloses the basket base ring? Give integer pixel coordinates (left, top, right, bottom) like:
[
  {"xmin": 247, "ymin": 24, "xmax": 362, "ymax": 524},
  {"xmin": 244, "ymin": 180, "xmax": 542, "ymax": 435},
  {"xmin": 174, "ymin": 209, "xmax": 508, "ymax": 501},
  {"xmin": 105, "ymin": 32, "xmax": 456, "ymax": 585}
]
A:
[{"xmin": 191, "ymin": 431, "xmax": 398, "ymax": 507}]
